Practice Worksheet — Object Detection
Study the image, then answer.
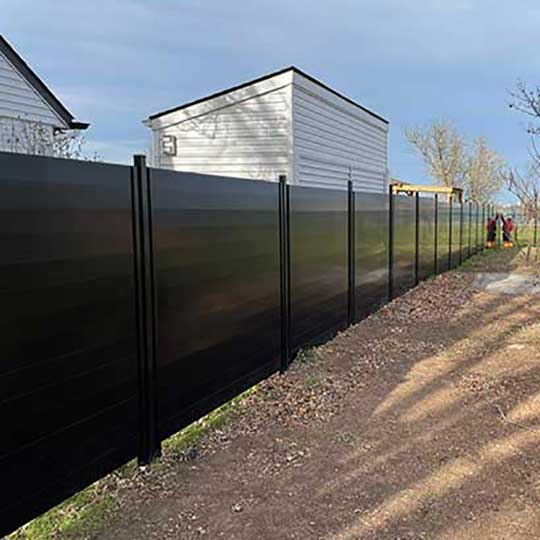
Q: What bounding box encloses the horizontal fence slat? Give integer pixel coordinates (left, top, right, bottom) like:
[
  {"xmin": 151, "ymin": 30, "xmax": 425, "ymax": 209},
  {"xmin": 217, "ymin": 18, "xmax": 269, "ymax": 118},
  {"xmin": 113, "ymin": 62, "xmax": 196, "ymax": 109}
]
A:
[
  {"xmin": 0, "ymin": 148, "xmax": 494, "ymax": 537},
  {"xmin": 0, "ymin": 152, "xmax": 139, "ymax": 537}
]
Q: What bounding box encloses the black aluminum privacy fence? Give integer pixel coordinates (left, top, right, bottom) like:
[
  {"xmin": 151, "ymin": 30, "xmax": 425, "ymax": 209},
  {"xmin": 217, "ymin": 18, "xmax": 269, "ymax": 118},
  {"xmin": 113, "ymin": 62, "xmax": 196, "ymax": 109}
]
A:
[{"xmin": 0, "ymin": 151, "xmax": 490, "ymax": 536}]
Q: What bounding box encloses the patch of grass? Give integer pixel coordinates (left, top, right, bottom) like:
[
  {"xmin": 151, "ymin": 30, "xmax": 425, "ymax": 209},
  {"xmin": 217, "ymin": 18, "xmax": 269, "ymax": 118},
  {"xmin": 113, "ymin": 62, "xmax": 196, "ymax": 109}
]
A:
[
  {"xmin": 11, "ymin": 388, "xmax": 257, "ymax": 540},
  {"xmin": 460, "ymin": 247, "xmax": 522, "ymax": 273},
  {"xmin": 161, "ymin": 386, "xmax": 256, "ymax": 456},
  {"xmin": 463, "ymin": 246, "xmax": 540, "ymax": 274},
  {"xmin": 10, "ymin": 481, "xmax": 120, "ymax": 540}
]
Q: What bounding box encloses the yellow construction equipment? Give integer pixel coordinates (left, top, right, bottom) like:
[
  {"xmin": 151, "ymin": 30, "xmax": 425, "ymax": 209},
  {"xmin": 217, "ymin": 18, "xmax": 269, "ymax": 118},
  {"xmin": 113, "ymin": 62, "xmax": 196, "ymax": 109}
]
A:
[{"xmin": 390, "ymin": 182, "xmax": 463, "ymax": 203}]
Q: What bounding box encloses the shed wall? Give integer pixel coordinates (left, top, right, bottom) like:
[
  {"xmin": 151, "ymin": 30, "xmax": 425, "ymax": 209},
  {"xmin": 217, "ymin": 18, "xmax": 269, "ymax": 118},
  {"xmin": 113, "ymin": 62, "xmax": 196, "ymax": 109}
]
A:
[
  {"xmin": 149, "ymin": 69, "xmax": 389, "ymax": 192},
  {"xmin": 292, "ymin": 72, "xmax": 388, "ymax": 192},
  {"xmin": 150, "ymin": 78, "xmax": 293, "ymax": 181}
]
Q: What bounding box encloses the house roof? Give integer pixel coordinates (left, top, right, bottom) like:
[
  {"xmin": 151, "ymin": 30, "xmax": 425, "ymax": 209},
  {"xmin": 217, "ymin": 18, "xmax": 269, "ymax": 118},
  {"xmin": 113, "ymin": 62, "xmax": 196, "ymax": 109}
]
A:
[
  {"xmin": 148, "ymin": 66, "xmax": 388, "ymax": 124},
  {"xmin": 0, "ymin": 35, "xmax": 89, "ymax": 130}
]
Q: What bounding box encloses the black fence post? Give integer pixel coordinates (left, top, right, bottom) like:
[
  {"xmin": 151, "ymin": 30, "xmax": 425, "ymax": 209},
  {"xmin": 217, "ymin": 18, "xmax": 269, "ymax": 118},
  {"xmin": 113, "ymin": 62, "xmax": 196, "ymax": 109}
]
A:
[
  {"xmin": 497, "ymin": 206, "xmax": 501, "ymax": 248},
  {"xmin": 486, "ymin": 204, "xmax": 489, "ymax": 250},
  {"xmin": 468, "ymin": 202, "xmax": 472, "ymax": 258},
  {"xmin": 470, "ymin": 203, "xmax": 473, "ymax": 254},
  {"xmin": 278, "ymin": 174, "xmax": 290, "ymax": 373},
  {"xmin": 534, "ymin": 195, "xmax": 538, "ymax": 247},
  {"xmin": 478, "ymin": 204, "xmax": 481, "ymax": 252},
  {"xmin": 388, "ymin": 185, "xmax": 394, "ymax": 301},
  {"xmin": 132, "ymin": 155, "xmax": 160, "ymax": 465},
  {"xmin": 414, "ymin": 192, "xmax": 420, "ymax": 285},
  {"xmin": 347, "ymin": 178, "xmax": 356, "ymax": 325},
  {"xmin": 480, "ymin": 203, "xmax": 487, "ymax": 251},
  {"xmin": 434, "ymin": 194, "xmax": 439, "ymax": 274},
  {"xmin": 490, "ymin": 204, "xmax": 493, "ymax": 246},
  {"xmin": 476, "ymin": 203, "xmax": 480, "ymax": 253},
  {"xmin": 473, "ymin": 203, "xmax": 476, "ymax": 252},
  {"xmin": 459, "ymin": 200, "xmax": 463, "ymax": 265},
  {"xmin": 448, "ymin": 196, "xmax": 453, "ymax": 269},
  {"xmin": 479, "ymin": 204, "xmax": 482, "ymax": 250}
]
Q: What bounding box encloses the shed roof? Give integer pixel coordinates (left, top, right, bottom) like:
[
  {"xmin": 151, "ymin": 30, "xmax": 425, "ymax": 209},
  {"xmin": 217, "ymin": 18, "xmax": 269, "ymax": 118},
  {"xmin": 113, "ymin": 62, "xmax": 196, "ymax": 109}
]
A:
[
  {"xmin": 0, "ymin": 35, "xmax": 89, "ymax": 130},
  {"xmin": 148, "ymin": 66, "xmax": 388, "ymax": 124}
]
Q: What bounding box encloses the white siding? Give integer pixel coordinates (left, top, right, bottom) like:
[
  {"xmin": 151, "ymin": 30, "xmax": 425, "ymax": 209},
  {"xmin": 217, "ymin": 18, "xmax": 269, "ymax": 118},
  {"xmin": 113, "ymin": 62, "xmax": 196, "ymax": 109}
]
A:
[
  {"xmin": 292, "ymin": 72, "xmax": 388, "ymax": 192},
  {"xmin": 0, "ymin": 51, "xmax": 65, "ymax": 126},
  {"xmin": 149, "ymin": 72, "xmax": 293, "ymax": 181},
  {"xmin": 147, "ymin": 68, "xmax": 389, "ymax": 192},
  {"xmin": 0, "ymin": 117, "xmax": 57, "ymax": 154}
]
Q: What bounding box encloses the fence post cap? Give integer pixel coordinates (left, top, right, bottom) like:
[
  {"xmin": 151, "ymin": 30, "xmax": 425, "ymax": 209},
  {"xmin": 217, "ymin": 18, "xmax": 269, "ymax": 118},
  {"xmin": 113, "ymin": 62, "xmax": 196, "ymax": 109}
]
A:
[{"xmin": 133, "ymin": 154, "xmax": 147, "ymax": 166}]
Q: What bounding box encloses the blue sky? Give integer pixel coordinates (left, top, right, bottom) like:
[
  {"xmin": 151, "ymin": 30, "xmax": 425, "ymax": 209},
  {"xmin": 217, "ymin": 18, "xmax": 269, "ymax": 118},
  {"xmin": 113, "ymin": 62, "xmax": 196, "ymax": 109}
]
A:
[{"xmin": 3, "ymin": 0, "xmax": 540, "ymax": 197}]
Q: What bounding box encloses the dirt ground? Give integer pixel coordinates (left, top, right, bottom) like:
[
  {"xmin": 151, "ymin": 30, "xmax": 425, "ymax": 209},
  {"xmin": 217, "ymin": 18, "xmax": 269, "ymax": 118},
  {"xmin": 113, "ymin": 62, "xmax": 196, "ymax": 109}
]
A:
[{"xmin": 97, "ymin": 247, "xmax": 540, "ymax": 540}]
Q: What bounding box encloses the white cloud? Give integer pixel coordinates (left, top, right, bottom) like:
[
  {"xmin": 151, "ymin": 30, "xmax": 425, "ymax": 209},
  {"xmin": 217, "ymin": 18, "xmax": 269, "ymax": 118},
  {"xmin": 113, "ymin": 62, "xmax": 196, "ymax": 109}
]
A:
[{"xmin": 3, "ymin": 0, "xmax": 539, "ymax": 178}]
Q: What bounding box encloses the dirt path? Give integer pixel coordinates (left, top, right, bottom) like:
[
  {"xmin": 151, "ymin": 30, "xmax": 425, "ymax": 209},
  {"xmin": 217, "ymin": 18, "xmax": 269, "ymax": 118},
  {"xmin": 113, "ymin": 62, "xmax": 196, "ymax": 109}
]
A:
[{"xmin": 99, "ymin": 248, "xmax": 540, "ymax": 540}]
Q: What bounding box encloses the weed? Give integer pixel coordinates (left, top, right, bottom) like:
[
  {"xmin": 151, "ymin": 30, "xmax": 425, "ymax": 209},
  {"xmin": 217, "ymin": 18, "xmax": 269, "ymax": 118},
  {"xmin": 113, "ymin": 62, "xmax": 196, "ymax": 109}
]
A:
[
  {"xmin": 336, "ymin": 432, "xmax": 355, "ymax": 444},
  {"xmin": 298, "ymin": 349, "xmax": 318, "ymax": 365},
  {"xmin": 304, "ymin": 377, "xmax": 321, "ymax": 389}
]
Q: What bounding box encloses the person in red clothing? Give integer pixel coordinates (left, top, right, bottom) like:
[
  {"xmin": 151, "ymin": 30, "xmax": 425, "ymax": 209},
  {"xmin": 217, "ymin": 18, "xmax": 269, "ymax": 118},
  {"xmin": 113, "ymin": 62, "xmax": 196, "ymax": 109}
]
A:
[
  {"xmin": 486, "ymin": 215, "xmax": 497, "ymax": 248},
  {"xmin": 501, "ymin": 214, "xmax": 515, "ymax": 247}
]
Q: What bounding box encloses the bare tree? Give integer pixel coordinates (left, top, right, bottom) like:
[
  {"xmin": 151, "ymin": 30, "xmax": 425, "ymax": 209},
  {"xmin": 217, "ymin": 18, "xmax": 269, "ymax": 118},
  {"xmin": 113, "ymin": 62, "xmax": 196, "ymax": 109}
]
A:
[
  {"xmin": 509, "ymin": 80, "xmax": 540, "ymax": 136},
  {"xmin": 465, "ymin": 137, "xmax": 505, "ymax": 203},
  {"xmin": 507, "ymin": 80, "xmax": 540, "ymax": 217},
  {"xmin": 504, "ymin": 164, "xmax": 540, "ymax": 220},
  {"xmin": 404, "ymin": 121, "xmax": 504, "ymax": 202},
  {"xmin": 404, "ymin": 121, "xmax": 467, "ymax": 188},
  {"xmin": 0, "ymin": 119, "xmax": 98, "ymax": 160}
]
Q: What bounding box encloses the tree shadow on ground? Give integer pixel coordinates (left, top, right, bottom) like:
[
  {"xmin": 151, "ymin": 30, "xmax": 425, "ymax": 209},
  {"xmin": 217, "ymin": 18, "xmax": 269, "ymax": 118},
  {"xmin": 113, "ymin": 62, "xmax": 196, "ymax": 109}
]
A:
[
  {"xmin": 314, "ymin": 251, "xmax": 540, "ymax": 539},
  {"xmin": 97, "ymin": 249, "xmax": 540, "ymax": 540}
]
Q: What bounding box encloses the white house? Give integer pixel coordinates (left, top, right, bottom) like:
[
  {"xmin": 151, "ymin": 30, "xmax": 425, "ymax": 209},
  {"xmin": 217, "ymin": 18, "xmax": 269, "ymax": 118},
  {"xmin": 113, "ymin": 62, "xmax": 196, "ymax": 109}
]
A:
[
  {"xmin": 144, "ymin": 67, "xmax": 389, "ymax": 192},
  {"xmin": 0, "ymin": 35, "xmax": 88, "ymax": 154}
]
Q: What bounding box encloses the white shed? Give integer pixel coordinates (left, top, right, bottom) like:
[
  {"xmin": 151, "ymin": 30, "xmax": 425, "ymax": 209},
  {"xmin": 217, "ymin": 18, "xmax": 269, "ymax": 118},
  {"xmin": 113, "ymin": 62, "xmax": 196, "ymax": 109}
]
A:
[
  {"xmin": 144, "ymin": 67, "xmax": 389, "ymax": 192},
  {"xmin": 0, "ymin": 35, "xmax": 88, "ymax": 154}
]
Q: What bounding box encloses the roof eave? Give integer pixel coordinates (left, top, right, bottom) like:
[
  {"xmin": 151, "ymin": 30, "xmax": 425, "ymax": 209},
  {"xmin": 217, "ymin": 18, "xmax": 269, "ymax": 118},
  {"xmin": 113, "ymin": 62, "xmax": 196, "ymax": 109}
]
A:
[
  {"xmin": 146, "ymin": 65, "xmax": 388, "ymax": 125},
  {"xmin": 147, "ymin": 66, "xmax": 295, "ymax": 122},
  {"xmin": 0, "ymin": 35, "xmax": 90, "ymax": 129},
  {"xmin": 68, "ymin": 121, "xmax": 90, "ymax": 130}
]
